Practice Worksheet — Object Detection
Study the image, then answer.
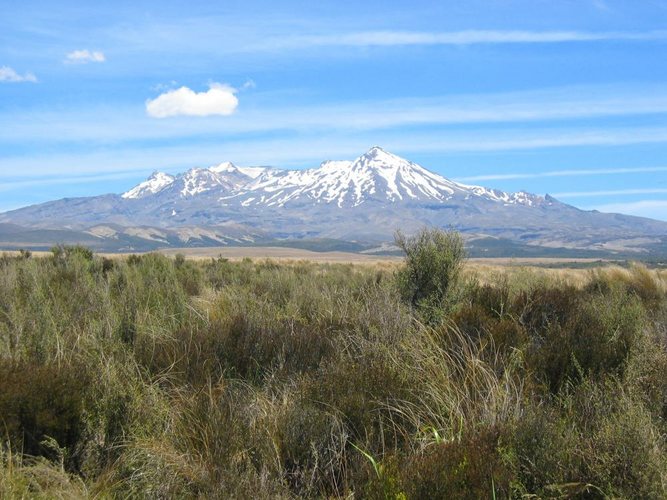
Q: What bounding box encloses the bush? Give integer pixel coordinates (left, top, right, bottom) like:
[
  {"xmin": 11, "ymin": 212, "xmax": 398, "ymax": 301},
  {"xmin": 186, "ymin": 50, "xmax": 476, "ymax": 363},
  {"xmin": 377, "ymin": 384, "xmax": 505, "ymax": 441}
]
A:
[
  {"xmin": 276, "ymin": 401, "xmax": 347, "ymax": 496},
  {"xmin": 509, "ymin": 377, "xmax": 667, "ymax": 497},
  {"xmin": 395, "ymin": 228, "xmax": 465, "ymax": 323},
  {"xmin": 402, "ymin": 427, "xmax": 514, "ymax": 499},
  {"xmin": 524, "ymin": 286, "xmax": 646, "ymax": 392}
]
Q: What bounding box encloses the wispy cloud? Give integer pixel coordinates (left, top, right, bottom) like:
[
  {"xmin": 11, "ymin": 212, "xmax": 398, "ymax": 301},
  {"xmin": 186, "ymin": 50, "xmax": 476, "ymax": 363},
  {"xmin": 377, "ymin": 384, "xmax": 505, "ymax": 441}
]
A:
[
  {"xmin": 587, "ymin": 199, "xmax": 667, "ymax": 219},
  {"xmin": 0, "ymin": 66, "xmax": 37, "ymax": 83},
  {"xmin": 0, "ymin": 172, "xmax": 140, "ymax": 193},
  {"xmin": 553, "ymin": 188, "xmax": 667, "ymax": 198},
  {"xmin": 241, "ymin": 79, "xmax": 256, "ymax": 90},
  {"xmin": 4, "ymin": 84, "xmax": 667, "ymax": 143},
  {"xmin": 146, "ymin": 83, "xmax": 239, "ymax": 118},
  {"xmin": 65, "ymin": 49, "xmax": 106, "ymax": 64},
  {"xmin": 456, "ymin": 166, "xmax": 667, "ymax": 182},
  {"xmin": 413, "ymin": 127, "xmax": 667, "ymax": 153},
  {"xmin": 4, "ymin": 127, "xmax": 667, "ymax": 179},
  {"xmin": 592, "ymin": 0, "xmax": 611, "ymax": 11},
  {"xmin": 260, "ymin": 29, "xmax": 667, "ymax": 50}
]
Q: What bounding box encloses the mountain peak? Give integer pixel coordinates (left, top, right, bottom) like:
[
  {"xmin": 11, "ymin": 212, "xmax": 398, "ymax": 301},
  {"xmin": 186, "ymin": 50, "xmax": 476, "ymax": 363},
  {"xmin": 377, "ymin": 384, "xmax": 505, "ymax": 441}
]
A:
[
  {"xmin": 367, "ymin": 145, "xmax": 386, "ymax": 154},
  {"xmin": 360, "ymin": 145, "xmax": 400, "ymax": 163},
  {"xmin": 122, "ymin": 171, "xmax": 175, "ymax": 199},
  {"xmin": 208, "ymin": 161, "xmax": 269, "ymax": 180},
  {"xmin": 209, "ymin": 161, "xmax": 237, "ymax": 174}
]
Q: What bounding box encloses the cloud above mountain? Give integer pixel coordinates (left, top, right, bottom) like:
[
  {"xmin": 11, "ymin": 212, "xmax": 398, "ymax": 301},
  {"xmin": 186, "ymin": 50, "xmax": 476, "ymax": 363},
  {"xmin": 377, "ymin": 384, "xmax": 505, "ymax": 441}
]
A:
[
  {"xmin": 589, "ymin": 199, "xmax": 667, "ymax": 220},
  {"xmin": 146, "ymin": 83, "xmax": 239, "ymax": 118},
  {"xmin": 0, "ymin": 66, "xmax": 36, "ymax": 83},
  {"xmin": 65, "ymin": 50, "xmax": 106, "ymax": 64},
  {"xmin": 255, "ymin": 30, "xmax": 667, "ymax": 51}
]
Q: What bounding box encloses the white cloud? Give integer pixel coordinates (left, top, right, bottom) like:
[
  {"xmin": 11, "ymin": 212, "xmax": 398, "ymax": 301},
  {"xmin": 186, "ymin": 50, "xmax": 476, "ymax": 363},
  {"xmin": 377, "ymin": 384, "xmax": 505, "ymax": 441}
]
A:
[
  {"xmin": 146, "ymin": 83, "xmax": 239, "ymax": 118},
  {"xmin": 0, "ymin": 66, "xmax": 37, "ymax": 83},
  {"xmin": 241, "ymin": 79, "xmax": 256, "ymax": 90},
  {"xmin": 456, "ymin": 166, "xmax": 667, "ymax": 182},
  {"xmin": 261, "ymin": 30, "xmax": 667, "ymax": 50},
  {"xmin": 65, "ymin": 49, "xmax": 106, "ymax": 64},
  {"xmin": 4, "ymin": 125, "xmax": 667, "ymax": 181}
]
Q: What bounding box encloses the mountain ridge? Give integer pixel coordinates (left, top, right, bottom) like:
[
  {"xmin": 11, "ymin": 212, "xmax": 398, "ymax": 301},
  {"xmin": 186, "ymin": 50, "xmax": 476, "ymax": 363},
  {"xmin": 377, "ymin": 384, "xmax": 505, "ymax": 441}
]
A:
[
  {"xmin": 1, "ymin": 146, "xmax": 666, "ymax": 255},
  {"xmin": 120, "ymin": 146, "xmax": 547, "ymax": 209}
]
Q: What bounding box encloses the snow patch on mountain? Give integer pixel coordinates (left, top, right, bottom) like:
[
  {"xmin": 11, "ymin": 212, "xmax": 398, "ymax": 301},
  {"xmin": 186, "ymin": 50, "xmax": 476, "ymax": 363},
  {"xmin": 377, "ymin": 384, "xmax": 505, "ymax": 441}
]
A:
[
  {"xmin": 208, "ymin": 161, "xmax": 268, "ymax": 179},
  {"xmin": 178, "ymin": 168, "xmax": 239, "ymax": 197},
  {"xmin": 208, "ymin": 161, "xmax": 237, "ymax": 174},
  {"xmin": 237, "ymin": 166, "xmax": 269, "ymax": 179},
  {"xmin": 122, "ymin": 171, "xmax": 175, "ymax": 199}
]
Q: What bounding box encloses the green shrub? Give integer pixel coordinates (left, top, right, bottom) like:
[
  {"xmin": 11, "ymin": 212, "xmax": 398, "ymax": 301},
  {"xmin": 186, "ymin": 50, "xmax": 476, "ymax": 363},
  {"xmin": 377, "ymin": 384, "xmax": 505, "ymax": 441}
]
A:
[
  {"xmin": 586, "ymin": 392, "xmax": 666, "ymax": 498},
  {"xmin": 395, "ymin": 228, "xmax": 465, "ymax": 323},
  {"xmin": 210, "ymin": 309, "xmax": 334, "ymax": 381},
  {"xmin": 402, "ymin": 427, "xmax": 514, "ymax": 499},
  {"xmin": 308, "ymin": 354, "xmax": 412, "ymax": 445},
  {"xmin": 509, "ymin": 404, "xmax": 586, "ymax": 496},
  {"xmin": 525, "ymin": 287, "xmax": 646, "ymax": 392},
  {"xmin": 276, "ymin": 401, "xmax": 347, "ymax": 496},
  {"xmin": 450, "ymin": 301, "xmax": 528, "ymax": 354},
  {"xmin": 134, "ymin": 325, "xmax": 224, "ymax": 386}
]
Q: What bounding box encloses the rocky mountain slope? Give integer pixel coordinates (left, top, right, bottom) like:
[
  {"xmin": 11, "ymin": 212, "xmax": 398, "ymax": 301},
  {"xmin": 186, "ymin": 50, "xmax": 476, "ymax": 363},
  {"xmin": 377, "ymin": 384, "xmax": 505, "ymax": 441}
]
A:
[{"xmin": 2, "ymin": 147, "xmax": 666, "ymax": 255}]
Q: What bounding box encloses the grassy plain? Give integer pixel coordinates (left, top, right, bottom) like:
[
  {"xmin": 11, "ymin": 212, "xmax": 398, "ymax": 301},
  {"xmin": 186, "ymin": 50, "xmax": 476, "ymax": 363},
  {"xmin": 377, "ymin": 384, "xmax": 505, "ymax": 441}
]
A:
[{"xmin": 0, "ymin": 241, "xmax": 666, "ymax": 498}]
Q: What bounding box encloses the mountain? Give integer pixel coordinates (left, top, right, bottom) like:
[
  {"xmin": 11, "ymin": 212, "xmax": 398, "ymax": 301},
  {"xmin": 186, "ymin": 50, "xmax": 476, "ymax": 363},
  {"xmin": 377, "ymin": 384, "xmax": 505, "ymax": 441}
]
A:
[
  {"xmin": 2, "ymin": 146, "xmax": 667, "ymax": 256},
  {"xmin": 230, "ymin": 147, "xmax": 543, "ymax": 209}
]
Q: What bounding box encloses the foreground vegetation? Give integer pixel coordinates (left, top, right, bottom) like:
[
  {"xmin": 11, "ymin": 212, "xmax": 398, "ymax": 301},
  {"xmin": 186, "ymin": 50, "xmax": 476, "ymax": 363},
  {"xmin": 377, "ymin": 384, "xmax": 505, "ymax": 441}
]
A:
[{"xmin": 1, "ymin": 233, "xmax": 666, "ymax": 498}]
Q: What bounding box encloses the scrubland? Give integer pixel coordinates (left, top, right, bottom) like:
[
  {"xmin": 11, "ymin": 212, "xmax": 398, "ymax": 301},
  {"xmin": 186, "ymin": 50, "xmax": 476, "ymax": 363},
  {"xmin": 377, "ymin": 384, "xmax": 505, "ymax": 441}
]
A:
[{"xmin": 0, "ymin": 232, "xmax": 666, "ymax": 498}]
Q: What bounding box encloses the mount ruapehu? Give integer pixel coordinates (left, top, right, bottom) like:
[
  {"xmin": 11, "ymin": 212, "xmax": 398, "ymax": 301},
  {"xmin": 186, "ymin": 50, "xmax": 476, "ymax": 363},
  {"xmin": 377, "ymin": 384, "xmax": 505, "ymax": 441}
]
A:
[{"xmin": 2, "ymin": 147, "xmax": 666, "ymax": 257}]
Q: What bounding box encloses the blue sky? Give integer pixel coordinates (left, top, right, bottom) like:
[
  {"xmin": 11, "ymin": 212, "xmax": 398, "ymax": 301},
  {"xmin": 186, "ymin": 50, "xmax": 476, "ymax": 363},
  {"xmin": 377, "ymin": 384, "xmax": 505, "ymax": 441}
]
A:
[{"xmin": 1, "ymin": 0, "xmax": 667, "ymax": 220}]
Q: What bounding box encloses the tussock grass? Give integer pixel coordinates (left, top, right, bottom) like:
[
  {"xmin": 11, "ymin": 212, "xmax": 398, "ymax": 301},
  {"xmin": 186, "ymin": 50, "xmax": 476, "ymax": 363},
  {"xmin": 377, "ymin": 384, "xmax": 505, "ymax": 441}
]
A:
[{"xmin": 0, "ymin": 242, "xmax": 666, "ymax": 498}]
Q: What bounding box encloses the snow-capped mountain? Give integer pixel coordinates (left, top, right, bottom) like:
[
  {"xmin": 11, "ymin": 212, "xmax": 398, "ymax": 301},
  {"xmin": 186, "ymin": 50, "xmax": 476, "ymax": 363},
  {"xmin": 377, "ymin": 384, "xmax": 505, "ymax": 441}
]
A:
[
  {"xmin": 122, "ymin": 162, "xmax": 265, "ymax": 200},
  {"xmin": 2, "ymin": 146, "xmax": 667, "ymax": 254},
  {"xmin": 232, "ymin": 147, "xmax": 481, "ymax": 208},
  {"xmin": 122, "ymin": 146, "xmax": 544, "ymax": 208}
]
